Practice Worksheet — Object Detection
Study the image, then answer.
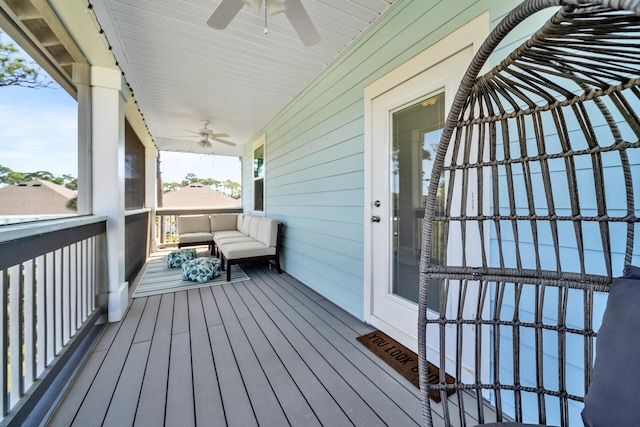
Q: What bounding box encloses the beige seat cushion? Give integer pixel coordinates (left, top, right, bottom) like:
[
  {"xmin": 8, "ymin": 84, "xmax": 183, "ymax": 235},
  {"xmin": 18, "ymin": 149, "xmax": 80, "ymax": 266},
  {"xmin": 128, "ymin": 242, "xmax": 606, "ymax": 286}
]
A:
[
  {"xmin": 215, "ymin": 236, "xmax": 254, "ymax": 245},
  {"xmin": 179, "ymin": 232, "xmax": 213, "ymax": 244},
  {"xmin": 213, "ymin": 230, "xmax": 246, "ymax": 240},
  {"xmin": 220, "ymin": 241, "xmax": 276, "ymax": 259}
]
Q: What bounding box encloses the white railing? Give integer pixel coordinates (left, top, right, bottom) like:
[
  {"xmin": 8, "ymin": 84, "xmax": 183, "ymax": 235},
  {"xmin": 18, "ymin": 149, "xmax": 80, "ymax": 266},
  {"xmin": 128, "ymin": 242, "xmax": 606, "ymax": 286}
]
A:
[{"xmin": 0, "ymin": 216, "xmax": 107, "ymax": 424}]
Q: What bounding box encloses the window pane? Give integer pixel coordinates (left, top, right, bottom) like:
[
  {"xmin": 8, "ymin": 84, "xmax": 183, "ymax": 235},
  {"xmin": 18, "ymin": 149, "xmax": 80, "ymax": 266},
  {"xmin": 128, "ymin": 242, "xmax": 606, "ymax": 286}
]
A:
[
  {"xmin": 254, "ymin": 144, "xmax": 264, "ymax": 178},
  {"xmin": 391, "ymin": 91, "xmax": 445, "ymax": 310},
  {"xmin": 254, "ymin": 178, "xmax": 264, "ymax": 211},
  {"xmin": 125, "ymin": 121, "xmax": 145, "ymax": 209}
]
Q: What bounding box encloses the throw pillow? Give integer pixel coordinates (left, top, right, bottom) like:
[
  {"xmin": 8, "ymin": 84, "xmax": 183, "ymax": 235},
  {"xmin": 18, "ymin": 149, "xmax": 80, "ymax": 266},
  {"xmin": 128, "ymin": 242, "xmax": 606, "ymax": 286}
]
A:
[
  {"xmin": 166, "ymin": 248, "xmax": 197, "ymax": 268},
  {"xmin": 181, "ymin": 257, "xmax": 221, "ymax": 283},
  {"xmin": 582, "ymin": 265, "xmax": 640, "ymax": 426}
]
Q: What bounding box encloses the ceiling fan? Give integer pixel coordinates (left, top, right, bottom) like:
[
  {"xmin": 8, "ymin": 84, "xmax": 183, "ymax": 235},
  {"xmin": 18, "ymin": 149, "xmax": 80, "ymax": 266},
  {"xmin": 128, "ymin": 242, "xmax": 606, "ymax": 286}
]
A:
[
  {"xmin": 176, "ymin": 120, "xmax": 236, "ymax": 148},
  {"xmin": 207, "ymin": 0, "xmax": 321, "ymax": 47}
]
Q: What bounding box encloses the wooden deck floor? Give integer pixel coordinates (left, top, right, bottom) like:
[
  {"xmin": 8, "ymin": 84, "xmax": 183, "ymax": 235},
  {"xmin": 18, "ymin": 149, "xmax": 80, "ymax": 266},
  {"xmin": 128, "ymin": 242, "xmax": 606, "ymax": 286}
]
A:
[{"xmin": 48, "ymin": 259, "xmax": 422, "ymax": 426}]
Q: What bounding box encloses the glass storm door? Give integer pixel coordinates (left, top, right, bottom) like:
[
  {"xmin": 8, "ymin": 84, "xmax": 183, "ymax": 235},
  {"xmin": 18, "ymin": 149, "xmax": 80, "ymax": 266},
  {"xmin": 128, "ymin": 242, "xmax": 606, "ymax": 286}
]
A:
[{"xmin": 368, "ymin": 46, "xmax": 473, "ymax": 351}]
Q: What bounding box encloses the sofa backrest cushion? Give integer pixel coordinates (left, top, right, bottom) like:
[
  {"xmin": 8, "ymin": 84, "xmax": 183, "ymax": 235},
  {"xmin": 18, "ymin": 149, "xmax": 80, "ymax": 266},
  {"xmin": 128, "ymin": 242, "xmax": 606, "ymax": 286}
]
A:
[
  {"xmin": 257, "ymin": 218, "xmax": 278, "ymax": 247},
  {"xmin": 210, "ymin": 214, "xmax": 238, "ymax": 232},
  {"xmin": 178, "ymin": 215, "xmax": 210, "ymax": 234},
  {"xmin": 239, "ymin": 215, "xmax": 253, "ymax": 235},
  {"xmin": 249, "ymin": 217, "xmax": 260, "ymax": 240},
  {"xmin": 236, "ymin": 213, "xmax": 245, "ymax": 231}
]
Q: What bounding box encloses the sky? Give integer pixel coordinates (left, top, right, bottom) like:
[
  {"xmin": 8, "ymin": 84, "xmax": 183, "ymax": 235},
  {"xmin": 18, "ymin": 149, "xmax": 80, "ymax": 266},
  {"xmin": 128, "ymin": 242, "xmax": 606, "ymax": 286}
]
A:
[{"xmin": 0, "ymin": 32, "xmax": 241, "ymax": 186}]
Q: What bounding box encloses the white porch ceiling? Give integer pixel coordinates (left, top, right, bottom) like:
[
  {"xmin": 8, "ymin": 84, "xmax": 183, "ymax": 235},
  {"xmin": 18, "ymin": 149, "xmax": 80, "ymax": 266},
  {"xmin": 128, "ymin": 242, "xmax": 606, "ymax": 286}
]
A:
[{"xmin": 89, "ymin": 0, "xmax": 398, "ymax": 157}]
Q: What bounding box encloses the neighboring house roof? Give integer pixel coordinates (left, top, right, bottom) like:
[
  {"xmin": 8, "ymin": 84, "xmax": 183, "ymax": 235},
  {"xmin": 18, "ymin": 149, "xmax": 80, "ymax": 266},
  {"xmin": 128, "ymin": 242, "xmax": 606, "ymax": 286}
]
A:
[
  {"xmin": 162, "ymin": 183, "xmax": 241, "ymax": 208},
  {"xmin": 0, "ymin": 180, "xmax": 76, "ymax": 215}
]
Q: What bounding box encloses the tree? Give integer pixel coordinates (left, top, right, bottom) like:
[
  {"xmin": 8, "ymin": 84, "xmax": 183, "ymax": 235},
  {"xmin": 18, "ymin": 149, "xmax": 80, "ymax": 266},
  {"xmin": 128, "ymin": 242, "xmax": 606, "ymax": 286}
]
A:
[
  {"xmin": 0, "ymin": 164, "xmax": 76, "ymax": 190},
  {"xmin": 163, "ymin": 182, "xmax": 182, "ymax": 193},
  {"xmin": 162, "ymin": 173, "xmax": 241, "ymax": 199},
  {"xmin": 0, "ymin": 31, "xmax": 51, "ymax": 88}
]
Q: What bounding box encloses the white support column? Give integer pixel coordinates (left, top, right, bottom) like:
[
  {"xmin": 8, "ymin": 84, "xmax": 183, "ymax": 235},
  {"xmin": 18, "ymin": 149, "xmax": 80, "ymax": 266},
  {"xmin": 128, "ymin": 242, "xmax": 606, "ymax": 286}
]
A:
[
  {"xmin": 91, "ymin": 66, "xmax": 129, "ymax": 322},
  {"xmin": 145, "ymin": 146, "xmax": 158, "ymax": 252},
  {"xmin": 73, "ymin": 63, "xmax": 92, "ymax": 216}
]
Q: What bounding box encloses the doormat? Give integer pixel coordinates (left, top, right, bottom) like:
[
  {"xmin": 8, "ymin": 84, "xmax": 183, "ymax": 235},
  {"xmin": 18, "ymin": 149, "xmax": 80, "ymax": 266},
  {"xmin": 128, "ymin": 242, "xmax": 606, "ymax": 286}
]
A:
[{"xmin": 356, "ymin": 330, "xmax": 455, "ymax": 402}]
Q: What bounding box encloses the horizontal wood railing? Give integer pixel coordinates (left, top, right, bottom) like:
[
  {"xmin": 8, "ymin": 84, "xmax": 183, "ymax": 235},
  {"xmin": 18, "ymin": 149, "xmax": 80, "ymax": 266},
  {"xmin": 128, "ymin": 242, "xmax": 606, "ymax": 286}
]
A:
[
  {"xmin": 155, "ymin": 207, "xmax": 242, "ymax": 247},
  {"xmin": 0, "ymin": 216, "xmax": 107, "ymax": 425}
]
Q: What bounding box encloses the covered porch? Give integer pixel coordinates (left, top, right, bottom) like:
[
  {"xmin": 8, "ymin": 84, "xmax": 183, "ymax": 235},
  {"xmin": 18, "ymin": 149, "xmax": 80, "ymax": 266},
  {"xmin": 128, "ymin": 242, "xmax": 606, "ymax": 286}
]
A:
[{"xmin": 2, "ymin": 0, "xmax": 639, "ymax": 426}]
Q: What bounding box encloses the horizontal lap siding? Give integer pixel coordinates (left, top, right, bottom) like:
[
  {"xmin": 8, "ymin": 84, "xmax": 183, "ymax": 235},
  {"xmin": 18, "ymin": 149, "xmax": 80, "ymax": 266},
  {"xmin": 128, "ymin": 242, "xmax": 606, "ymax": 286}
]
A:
[{"xmin": 244, "ymin": 0, "xmax": 523, "ymax": 319}]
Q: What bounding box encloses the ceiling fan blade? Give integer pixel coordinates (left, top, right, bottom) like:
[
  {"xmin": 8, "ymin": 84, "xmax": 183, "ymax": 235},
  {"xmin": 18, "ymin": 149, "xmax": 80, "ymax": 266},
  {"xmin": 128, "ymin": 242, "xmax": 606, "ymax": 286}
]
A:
[
  {"xmin": 212, "ymin": 137, "xmax": 237, "ymax": 146},
  {"xmin": 284, "ymin": 0, "xmax": 320, "ymax": 47},
  {"xmin": 207, "ymin": 0, "xmax": 244, "ymax": 29},
  {"xmin": 212, "ymin": 133, "xmax": 230, "ymax": 138}
]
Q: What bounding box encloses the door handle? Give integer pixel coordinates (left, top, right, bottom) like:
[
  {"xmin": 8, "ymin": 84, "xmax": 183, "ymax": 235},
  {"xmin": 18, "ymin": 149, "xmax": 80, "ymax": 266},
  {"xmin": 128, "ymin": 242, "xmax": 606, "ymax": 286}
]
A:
[{"xmin": 371, "ymin": 215, "xmax": 381, "ymax": 223}]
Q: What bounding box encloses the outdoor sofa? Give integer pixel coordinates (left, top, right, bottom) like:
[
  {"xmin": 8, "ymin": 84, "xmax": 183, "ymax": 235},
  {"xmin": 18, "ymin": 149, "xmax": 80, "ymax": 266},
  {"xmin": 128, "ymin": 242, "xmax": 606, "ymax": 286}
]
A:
[{"xmin": 177, "ymin": 213, "xmax": 283, "ymax": 281}]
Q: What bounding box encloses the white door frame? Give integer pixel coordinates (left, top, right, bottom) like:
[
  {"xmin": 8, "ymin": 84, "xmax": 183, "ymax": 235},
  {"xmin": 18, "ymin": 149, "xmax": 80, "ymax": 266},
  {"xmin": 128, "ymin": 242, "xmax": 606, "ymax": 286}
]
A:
[{"xmin": 363, "ymin": 12, "xmax": 490, "ymax": 352}]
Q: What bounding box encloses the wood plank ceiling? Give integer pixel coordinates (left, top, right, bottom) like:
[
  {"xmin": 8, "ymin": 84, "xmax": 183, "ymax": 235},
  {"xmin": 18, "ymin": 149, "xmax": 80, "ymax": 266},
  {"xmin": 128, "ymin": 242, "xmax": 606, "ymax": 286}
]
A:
[{"xmin": 90, "ymin": 0, "xmax": 398, "ymax": 156}]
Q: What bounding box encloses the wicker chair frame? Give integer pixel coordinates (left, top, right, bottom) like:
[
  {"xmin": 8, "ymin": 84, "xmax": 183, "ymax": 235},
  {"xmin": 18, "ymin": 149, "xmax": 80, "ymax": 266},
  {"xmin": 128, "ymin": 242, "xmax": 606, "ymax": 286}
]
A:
[{"xmin": 418, "ymin": 0, "xmax": 640, "ymax": 426}]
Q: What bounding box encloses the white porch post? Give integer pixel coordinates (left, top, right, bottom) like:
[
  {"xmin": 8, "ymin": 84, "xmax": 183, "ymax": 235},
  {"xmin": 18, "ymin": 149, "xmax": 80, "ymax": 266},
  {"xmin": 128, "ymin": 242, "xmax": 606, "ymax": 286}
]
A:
[
  {"xmin": 73, "ymin": 63, "xmax": 92, "ymax": 216},
  {"xmin": 145, "ymin": 146, "xmax": 158, "ymax": 252},
  {"xmin": 91, "ymin": 66, "xmax": 129, "ymax": 322}
]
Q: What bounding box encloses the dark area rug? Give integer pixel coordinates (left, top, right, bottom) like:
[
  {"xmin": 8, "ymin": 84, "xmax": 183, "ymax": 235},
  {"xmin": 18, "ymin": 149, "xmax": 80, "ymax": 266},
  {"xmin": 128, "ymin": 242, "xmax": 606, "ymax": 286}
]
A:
[{"xmin": 356, "ymin": 330, "xmax": 455, "ymax": 402}]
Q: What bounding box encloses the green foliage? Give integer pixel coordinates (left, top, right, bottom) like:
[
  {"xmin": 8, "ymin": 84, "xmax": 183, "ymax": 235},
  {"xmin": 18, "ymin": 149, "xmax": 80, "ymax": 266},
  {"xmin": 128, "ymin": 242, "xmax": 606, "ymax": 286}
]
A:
[
  {"xmin": 66, "ymin": 197, "xmax": 77, "ymax": 211},
  {"xmin": 0, "ymin": 31, "xmax": 51, "ymax": 88},
  {"xmin": 0, "ymin": 164, "xmax": 77, "ymax": 190},
  {"xmin": 163, "ymin": 182, "xmax": 182, "ymax": 193},
  {"xmin": 164, "ymin": 174, "xmax": 241, "ymax": 199}
]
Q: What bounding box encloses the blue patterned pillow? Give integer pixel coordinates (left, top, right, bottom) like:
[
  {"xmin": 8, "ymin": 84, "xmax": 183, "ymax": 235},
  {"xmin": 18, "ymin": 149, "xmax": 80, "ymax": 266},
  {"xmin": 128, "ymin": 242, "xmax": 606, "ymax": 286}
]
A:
[
  {"xmin": 181, "ymin": 258, "xmax": 221, "ymax": 283},
  {"xmin": 166, "ymin": 248, "xmax": 197, "ymax": 268}
]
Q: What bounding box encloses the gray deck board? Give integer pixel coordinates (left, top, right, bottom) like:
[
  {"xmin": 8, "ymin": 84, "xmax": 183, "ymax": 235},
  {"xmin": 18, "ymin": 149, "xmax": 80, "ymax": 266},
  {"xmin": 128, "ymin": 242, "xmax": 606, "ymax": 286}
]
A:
[
  {"xmin": 188, "ymin": 289, "xmax": 226, "ymax": 427},
  {"xmin": 228, "ymin": 283, "xmax": 354, "ymax": 426},
  {"xmin": 235, "ymin": 277, "xmax": 390, "ymax": 426},
  {"xmin": 49, "ymin": 260, "xmax": 422, "ymax": 427},
  {"xmin": 216, "ymin": 285, "xmax": 290, "ymax": 425},
  {"xmin": 46, "ymin": 350, "xmax": 108, "ymax": 427},
  {"xmin": 249, "ymin": 274, "xmax": 420, "ymax": 425},
  {"xmin": 69, "ymin": 297, "xmax": 146, "ymax": 427},
  {"xmin": 166, "ymin": 331, "xmax": 195, "ymax": 426},
  {"xmin": 133, "ymin": 295, "xmax": 160, "ymax": 343},
  {"xmin": 239, "ymin": 316, "xmax": 322, "ymax": 426},
  {"xmin": 208, "ymin": 323, "xmax": 258, "ymax": 427},
  {"xmin": 248, "ymin": 265, "xmax": 422, "ymax": 424},
  {"xmin": 200, "ymin": 286, "xmax": 222, "ymax": 326},
  {"xmin": 102, "ymin": 341, "xmax": 150, "ymax": 427},
  {"xmin": 171, "ymin": 291, "xmax": 189, "ymax": 335},
  {"xmin": 133, "ymin": 293, "xmax": 173, "ymax": 427}
]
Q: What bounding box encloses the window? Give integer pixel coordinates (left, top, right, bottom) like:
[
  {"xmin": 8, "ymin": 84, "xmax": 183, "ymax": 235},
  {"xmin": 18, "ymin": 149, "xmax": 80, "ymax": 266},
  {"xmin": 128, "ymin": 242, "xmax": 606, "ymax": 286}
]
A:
[
  {"xmin": 125, "ymin": 121, "xmax": 145, "ymax": 210},
  {"xmin": 253, "ymin": 136, "xmax": 265, "ymax": 213}
]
